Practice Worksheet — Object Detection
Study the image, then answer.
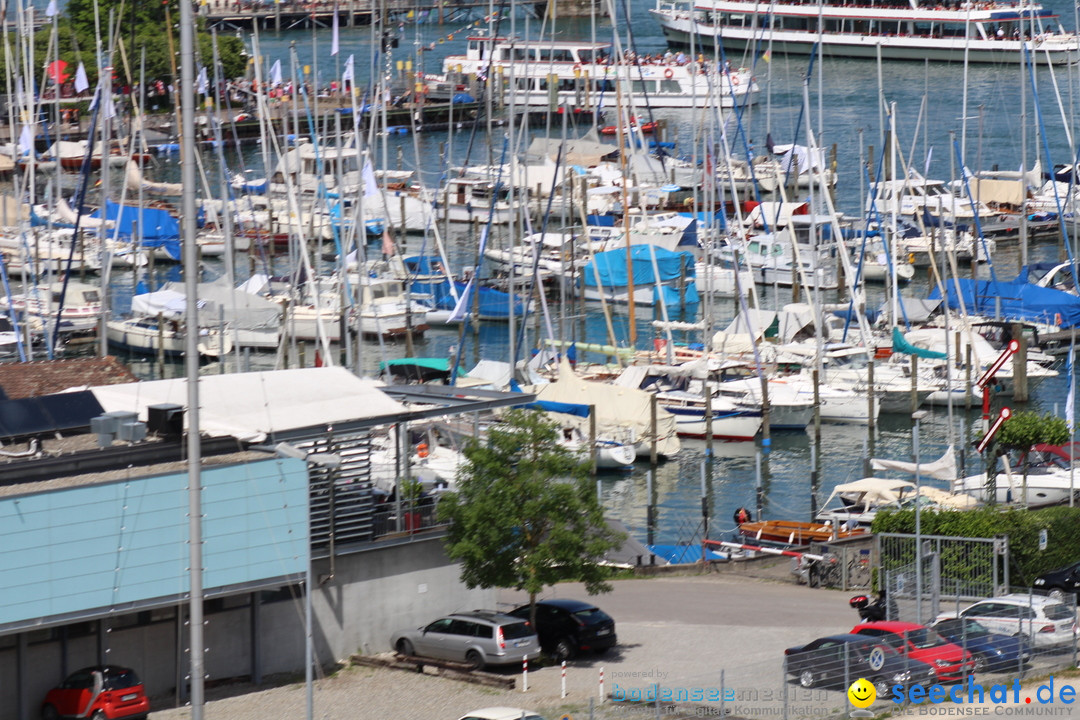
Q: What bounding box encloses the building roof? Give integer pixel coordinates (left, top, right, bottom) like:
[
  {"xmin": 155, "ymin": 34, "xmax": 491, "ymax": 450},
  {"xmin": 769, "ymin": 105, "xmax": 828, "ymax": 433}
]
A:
[{"xmin": 0, "ymin": 356, "xmax": 137, "ymax": 399}]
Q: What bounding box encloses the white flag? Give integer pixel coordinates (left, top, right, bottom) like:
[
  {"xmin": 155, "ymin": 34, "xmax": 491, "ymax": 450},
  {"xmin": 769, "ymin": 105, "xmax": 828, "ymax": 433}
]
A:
[
  {"xmin": 18, "ymin": 125, "xmax": 33, "ymax": 156},
  {"xmin": 447, "ymin": 277, "xmax": 474, "ymax": 323},
  {"xmin": 197, "ymin": 66, "xmax": 208, "ymax": 95},
  {"xmin": 331, "ymin": 6, "xmax": 340, "ymax": 56},
  {"xmin": 74, "ymin": 63, "xmax": 89, "ymax": 93},
  {"xmin": 342, "ymin": 54, "xmax": 354, "ymax": 85},
  {"xmin": 45, "ymin": 0, "xmax": 58, "ymax": 17},
  {"xmin": 91, "ymin": 81, "xmax": 116, "ymax": 119},
  {"xmin": 269, "ymin": 59, "xmax": 282, "ymax": 86}
]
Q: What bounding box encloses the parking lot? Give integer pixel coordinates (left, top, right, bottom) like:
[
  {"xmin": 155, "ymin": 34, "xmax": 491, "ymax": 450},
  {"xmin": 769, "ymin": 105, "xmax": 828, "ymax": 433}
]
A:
[{"xmin": 151, "ymin": 573, "xmax": 857, "ymax": 719}]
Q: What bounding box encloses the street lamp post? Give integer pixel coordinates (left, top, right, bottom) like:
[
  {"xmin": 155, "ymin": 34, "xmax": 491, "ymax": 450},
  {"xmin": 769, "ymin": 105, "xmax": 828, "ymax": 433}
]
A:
[{"xmin": 913, "ymin": 410, "xmax": 928, "ymax": 625}]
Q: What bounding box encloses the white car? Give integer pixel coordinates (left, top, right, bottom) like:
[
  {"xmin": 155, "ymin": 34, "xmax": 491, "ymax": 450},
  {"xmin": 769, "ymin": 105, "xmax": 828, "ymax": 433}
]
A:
[
  {"xmin": 935, "ymin": 594, "xmax": 1078, "ymax": 649},
  {"xmin": 458, "ymin": 709, "xmax": 546, "ymax": 720}
]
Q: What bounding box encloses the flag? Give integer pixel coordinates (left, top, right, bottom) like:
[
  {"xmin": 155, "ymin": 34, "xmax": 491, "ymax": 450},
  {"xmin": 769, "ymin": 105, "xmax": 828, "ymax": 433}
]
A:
[
  {"xmin": 762, "ymin": 50, "xmax": 771, "ymax": 62},
  {"xmin": 342, "ymin": 54, "xmax": 354, "ymax": 85},
  {"xmin": 270, "ymin": 59, "xmax": 282, "ymax": 86},
  {"xmin": 381, "ymin": 229, "xmax": 395, "ymax": 256},
  {"xmin": 1068, "ymin": 333, "xmax": 1076, "ymax": 433},
  {"xmin": 197, "ymin": 66, "xmax": 208, "ymax": 95},
  {"xmin": 45, "ymin": 0, "xmax": 58, "ymax": 17},
  {"xmin": 17, "ymin": 125, "xmax": 33, "ymax": 156},
  {"xmin": 923, "ymin": 146, "xmax": 934, "ymax": 178},
  {"xmin": 331, "ymin": 5, "xmax": 340, "ymax": 56},
  {"xmin": 447, "ymin": 277, "xmax": 474, "ymax": 323},
  {"xmin": 74, "ymin": 63, "xmax": 89, "ymax": 93}
]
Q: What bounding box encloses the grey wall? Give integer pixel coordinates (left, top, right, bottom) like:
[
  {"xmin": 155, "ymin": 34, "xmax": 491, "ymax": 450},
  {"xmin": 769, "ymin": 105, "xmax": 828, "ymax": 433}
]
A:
[{"xmin": 310, "ymin": 537, "xmax": 495, "ymax": 662}]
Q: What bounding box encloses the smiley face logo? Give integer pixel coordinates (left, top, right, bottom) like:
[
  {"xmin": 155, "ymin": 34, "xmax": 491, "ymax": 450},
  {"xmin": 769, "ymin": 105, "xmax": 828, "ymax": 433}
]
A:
[{"xmin": 847, "ymin": 678, "xmax": 876, "ymax": 709}]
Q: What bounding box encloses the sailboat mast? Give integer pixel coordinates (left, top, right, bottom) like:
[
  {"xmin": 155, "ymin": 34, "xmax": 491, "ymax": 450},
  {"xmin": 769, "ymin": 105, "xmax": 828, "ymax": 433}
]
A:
[{"xmin": 179, "ymin": 0, "xmax": 205, "ymax": 714}]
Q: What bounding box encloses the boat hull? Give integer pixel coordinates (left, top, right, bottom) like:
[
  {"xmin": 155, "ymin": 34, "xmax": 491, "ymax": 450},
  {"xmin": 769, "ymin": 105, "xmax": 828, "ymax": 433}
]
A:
[{"xmin": 663, "ymin": 406, "xmax": 762, "ymax": 440}]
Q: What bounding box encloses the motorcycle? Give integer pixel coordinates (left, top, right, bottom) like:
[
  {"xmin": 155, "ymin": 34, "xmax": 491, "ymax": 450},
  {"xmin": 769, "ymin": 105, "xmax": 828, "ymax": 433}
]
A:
[{"xmin": 849, "ymin": 591, "xmax": 896, "ymax": 622}]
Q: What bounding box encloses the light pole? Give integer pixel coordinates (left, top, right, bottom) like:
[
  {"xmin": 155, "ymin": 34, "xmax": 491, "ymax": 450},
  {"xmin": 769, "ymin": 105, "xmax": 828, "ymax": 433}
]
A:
[{"xmin": 913, "ymin": 410, "xmax": 928, "ymax": 625}]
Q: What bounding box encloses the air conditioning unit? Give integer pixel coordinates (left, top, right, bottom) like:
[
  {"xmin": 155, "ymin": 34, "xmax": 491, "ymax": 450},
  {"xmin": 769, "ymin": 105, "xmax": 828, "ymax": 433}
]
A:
[{"xmin": 147, "ymin": 404, "xmax": 184, "ymax": 439}]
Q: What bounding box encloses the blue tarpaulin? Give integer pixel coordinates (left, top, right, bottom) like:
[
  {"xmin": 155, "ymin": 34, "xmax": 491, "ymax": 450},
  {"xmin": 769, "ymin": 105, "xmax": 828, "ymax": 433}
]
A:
[
  {"xmin": 929, "ymin": 279, "xmax": 1080, "ymax": 328},
  {"xmin": 583, "ymin": 245, "xmax": 699, "ymax": 306},
  {"xmin": 90, "ymin": 201, "xmax": 181, "ymax": 260}
]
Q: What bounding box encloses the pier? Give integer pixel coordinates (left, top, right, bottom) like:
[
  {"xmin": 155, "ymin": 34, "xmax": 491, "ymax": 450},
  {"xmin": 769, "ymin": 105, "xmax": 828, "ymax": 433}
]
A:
[{"xmin": 196, "ymin": 0, "xmax": 605, "ymax": 31}]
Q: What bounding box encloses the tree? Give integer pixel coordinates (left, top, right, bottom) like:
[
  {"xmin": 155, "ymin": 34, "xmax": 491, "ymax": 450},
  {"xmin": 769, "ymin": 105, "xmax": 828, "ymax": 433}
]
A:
[
  {"xmin": 15, "ymin": 0, "xmax": 247, "ymax": 91},
  {"xmin": 987, "ymin": 411, "xmax": 1069, "ymax": 505},
  {"xmin": 438, "ymin": 409, "xmax": 624, "ymax": 627}
]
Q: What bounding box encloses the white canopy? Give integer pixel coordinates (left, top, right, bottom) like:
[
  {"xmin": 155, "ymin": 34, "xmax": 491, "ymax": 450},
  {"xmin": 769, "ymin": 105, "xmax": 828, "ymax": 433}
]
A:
[{"xmin": 89, "ymin": 367, "xmax": 406, "ymax": 443}]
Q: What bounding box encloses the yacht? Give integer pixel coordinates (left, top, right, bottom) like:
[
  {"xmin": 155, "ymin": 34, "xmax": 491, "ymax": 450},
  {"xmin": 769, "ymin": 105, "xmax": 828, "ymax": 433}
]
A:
[{"xmin": 651, "ymin": 0, "xmax": 1080, "ymax": 64}]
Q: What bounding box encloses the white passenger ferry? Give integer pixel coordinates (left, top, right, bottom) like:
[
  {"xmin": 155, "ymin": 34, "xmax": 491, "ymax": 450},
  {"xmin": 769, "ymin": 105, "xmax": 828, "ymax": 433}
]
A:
[
  {"xmin": 651, "ymin": 0, "xmax": 1080, "ymax": 64},
  {"xmin": 440, "ymin": 33, "xmax": 759, "ymax": 109}
]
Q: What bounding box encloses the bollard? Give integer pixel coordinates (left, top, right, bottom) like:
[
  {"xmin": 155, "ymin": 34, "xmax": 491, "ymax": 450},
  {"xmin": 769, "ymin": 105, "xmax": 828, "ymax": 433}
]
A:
[
  {"xmin": 561, "ymin": 660, "xmax": 567, "ymax": 699},
  {"xmin": 523, "ymin": 656, "xmax": 528, "ymax": 692},
  {"xmin": 599, "ymin": 666, "xmax": 604, "ymax": 702}
]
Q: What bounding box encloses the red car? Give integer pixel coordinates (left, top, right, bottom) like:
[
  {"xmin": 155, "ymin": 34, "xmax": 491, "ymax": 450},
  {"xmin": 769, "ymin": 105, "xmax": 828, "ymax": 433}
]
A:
[
  {"xmin": 42, "ymin": 666, "xmax": 150, "ymax": 720},
  {"xmin": 852, "ymin": 621, "xmax": 975, "ymax": 683}
]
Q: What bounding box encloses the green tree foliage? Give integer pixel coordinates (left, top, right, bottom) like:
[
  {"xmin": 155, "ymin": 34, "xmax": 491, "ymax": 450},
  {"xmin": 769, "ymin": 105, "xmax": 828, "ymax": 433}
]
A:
[
  {"xmin": 873, "ymin": 506, "xmax": 1080, "ymax": 586},
  {"xmin": 996, "ymin": 411, "xmax": 1070, "ymax": 454},
  {"xmin": 2, "ymin": 0, "xmax": 246, "ymax": 94},
  {"xmin": 438, "ymin": 409, "xmax": 624, "ymax": 625}
]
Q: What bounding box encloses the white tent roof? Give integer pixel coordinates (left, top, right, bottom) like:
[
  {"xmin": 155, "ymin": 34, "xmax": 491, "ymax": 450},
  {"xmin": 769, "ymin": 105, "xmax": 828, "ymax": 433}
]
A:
[
  {"xmin": 89, "ymin": 367, "xmax": 406, "ymax": 443},
  {"xmin": 871, "ymin": 446, "xmax": 958, "ymax": 481}
]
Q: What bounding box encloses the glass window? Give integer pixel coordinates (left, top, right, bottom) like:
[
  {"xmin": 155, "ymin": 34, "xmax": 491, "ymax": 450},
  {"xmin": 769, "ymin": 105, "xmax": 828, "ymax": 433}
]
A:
[
  {"xmin": 1043, "ymin": 604, "xmax": 1073, "ymax": 621},
  {"xmin": 501, "ymin": 621, "xmax": 534, "ymax": 639},
  {"xmin": 447, "ymin": 620, "xmax": 476, "ymax": 636},
  {"xmin": 103, "ymin": 668, "xmax": 141, "ymax": 691},
  {"xmin": 425, "ymin": 618, "xmax": 454, "ymax": 633}
]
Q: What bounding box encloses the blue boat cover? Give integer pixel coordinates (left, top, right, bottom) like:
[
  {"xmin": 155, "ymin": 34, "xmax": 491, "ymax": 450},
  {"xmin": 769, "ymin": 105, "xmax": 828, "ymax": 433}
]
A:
[
  {"xmin": 583, "ymin": 245, "xmax": 696, "ymax": 288},
  {"xmin": 929, "ymin": 279, "xmax": 1080, "ymax": 328},
  {"xmin": 404, "ymin": 256, "xmax": 525, "ymax": 319},
  {"xmin": 90, "ymin": 201, "xmax": 181, "ymax": 260},
  {"xmin": 647, "ymin": 544, "xmax": 727, "ymax": 564},
  {"xmin": 583, "ymin": 245, "xmax": 699, "ymax": 306}
]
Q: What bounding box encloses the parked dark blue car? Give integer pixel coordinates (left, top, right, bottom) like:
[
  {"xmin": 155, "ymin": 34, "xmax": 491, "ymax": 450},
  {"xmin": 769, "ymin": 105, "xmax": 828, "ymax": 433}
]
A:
[{"xmin": 930, "ymin": 618, "xmax": 1030, "ymax": 673}]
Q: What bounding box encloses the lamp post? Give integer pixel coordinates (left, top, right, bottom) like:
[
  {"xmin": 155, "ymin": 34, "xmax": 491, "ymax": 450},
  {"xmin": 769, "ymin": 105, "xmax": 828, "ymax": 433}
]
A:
[{"xmin": 913, "ymin": 410, "xmax": 928, "ymax": 625}]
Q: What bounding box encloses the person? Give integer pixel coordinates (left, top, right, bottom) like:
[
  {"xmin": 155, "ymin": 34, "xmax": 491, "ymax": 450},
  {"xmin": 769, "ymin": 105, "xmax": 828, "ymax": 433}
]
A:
[{"xmin": 733, "ymin": 507, "xmax": 752, "ymax": 525}]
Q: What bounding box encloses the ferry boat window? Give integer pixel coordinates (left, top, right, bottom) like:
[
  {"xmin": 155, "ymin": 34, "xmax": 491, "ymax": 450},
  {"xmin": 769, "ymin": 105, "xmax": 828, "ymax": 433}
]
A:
[
  {"xmin": 578, "ymin": 49, "xmax": 593, "ymax": 63},
  {"xmin": 552, "ymin": 49, "xmax": 573, "ymax": 62},
  {"xmin": 661, "ymin": 80, "xmax": 680, "ymax": 92},
  {"xmin": 512, "ymin": 48, "xmax": 527, "ymax": 61},
  {"xmin": 595, "ymin": 79, "xmax": 615, "ymax": 92}
]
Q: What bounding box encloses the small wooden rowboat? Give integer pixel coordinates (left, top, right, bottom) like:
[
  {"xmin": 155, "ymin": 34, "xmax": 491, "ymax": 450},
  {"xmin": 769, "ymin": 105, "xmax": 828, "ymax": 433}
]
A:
[{"xmin": 737, "ymin": 519, "xmax": 868, "ymax": 546}]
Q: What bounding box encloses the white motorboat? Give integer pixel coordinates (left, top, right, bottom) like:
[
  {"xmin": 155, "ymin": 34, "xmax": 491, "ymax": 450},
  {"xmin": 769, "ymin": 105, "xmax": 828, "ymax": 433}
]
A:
[{"xmin": 106, "ymin": 316, "xmax": 232, "ymax": 357}]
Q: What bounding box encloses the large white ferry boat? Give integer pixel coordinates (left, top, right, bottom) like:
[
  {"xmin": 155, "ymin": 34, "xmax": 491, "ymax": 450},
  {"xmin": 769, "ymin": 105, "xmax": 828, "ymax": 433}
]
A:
[
  {"xmin": 440, "ymin": 33, "xmax": 759, "ymax": 109},
  {"xmin": 650, "ymin": 0, "xmax": 1080, "ymax": 64}
]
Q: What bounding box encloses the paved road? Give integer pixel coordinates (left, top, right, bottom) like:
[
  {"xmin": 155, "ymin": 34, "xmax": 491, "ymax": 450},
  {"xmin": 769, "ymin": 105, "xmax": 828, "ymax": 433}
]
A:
[
  {"xmin": 148, "ymin": 573, "xmax": 1080, "ymax": 720},
  {"xmin": 152, "ymin": 573, "xmax": 859, "ymax": 720}
]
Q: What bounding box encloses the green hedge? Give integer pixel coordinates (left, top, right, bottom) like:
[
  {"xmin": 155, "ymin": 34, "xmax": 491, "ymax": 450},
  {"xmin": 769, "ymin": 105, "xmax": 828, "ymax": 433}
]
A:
[{"xmin": 872, "ymin": 506, "xmax": 1080, "ymax": 586}]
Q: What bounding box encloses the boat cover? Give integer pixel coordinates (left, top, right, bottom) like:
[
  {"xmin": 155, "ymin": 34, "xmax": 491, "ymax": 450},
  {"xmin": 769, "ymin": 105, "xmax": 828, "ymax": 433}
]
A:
[
  {"xmin": 90, "ymin": 201, "xmax": 181, "ymax": 260},
  {"xmin": 930, "ymin": 279, "xmax": 1080, "ymax": 328},
  {"xmin": 524, "ymin": 359, "xmax": 680, "ymax": 457},
  {"xmin": 583, "ymin": 245, "xmax": 699, "ymax": 305}
]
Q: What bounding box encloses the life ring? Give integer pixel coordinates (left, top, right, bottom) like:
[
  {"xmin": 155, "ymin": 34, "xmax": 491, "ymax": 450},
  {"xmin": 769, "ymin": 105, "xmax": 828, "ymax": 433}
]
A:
[
  {"xmin": 731, "ymin": 75, "xmax": 740, "ymax": 85},
  {"xmin": 573, "ymin": 63, "xmax": 583, "ymax": 74},
  {"xmin": 417, "ymin": 442, "xmax": 429, "ymax": 458},
  {"xmin": 664, "ymin": 68, "xmax": 674, "ymax": 79}
]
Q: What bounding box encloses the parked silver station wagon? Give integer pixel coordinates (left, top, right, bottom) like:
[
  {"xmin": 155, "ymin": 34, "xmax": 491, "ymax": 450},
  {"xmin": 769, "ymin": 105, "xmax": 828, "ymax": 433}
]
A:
[{"xmin": 391, "ymin": 611, "xmax": 541, "ymax": 669}]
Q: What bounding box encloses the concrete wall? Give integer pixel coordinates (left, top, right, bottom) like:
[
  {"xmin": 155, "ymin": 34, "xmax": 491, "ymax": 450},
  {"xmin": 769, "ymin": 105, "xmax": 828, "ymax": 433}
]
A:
[{"xmin": 310, "ymin": 536, "xmax": 495, "ymax": 662}]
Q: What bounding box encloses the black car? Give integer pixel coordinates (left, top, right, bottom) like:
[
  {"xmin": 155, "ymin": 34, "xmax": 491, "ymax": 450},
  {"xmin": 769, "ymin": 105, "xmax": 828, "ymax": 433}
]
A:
[
  {"xmin": 1033, "ymin": 561, "xmax": 1080, "ymax": 599},
  {"xmin": 509, "ymin": 599, "xmax": 617, "ymax": 661},
  {"xmin": 784, "ymin": 634, "xmax": 936, "ymax": 694}
]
